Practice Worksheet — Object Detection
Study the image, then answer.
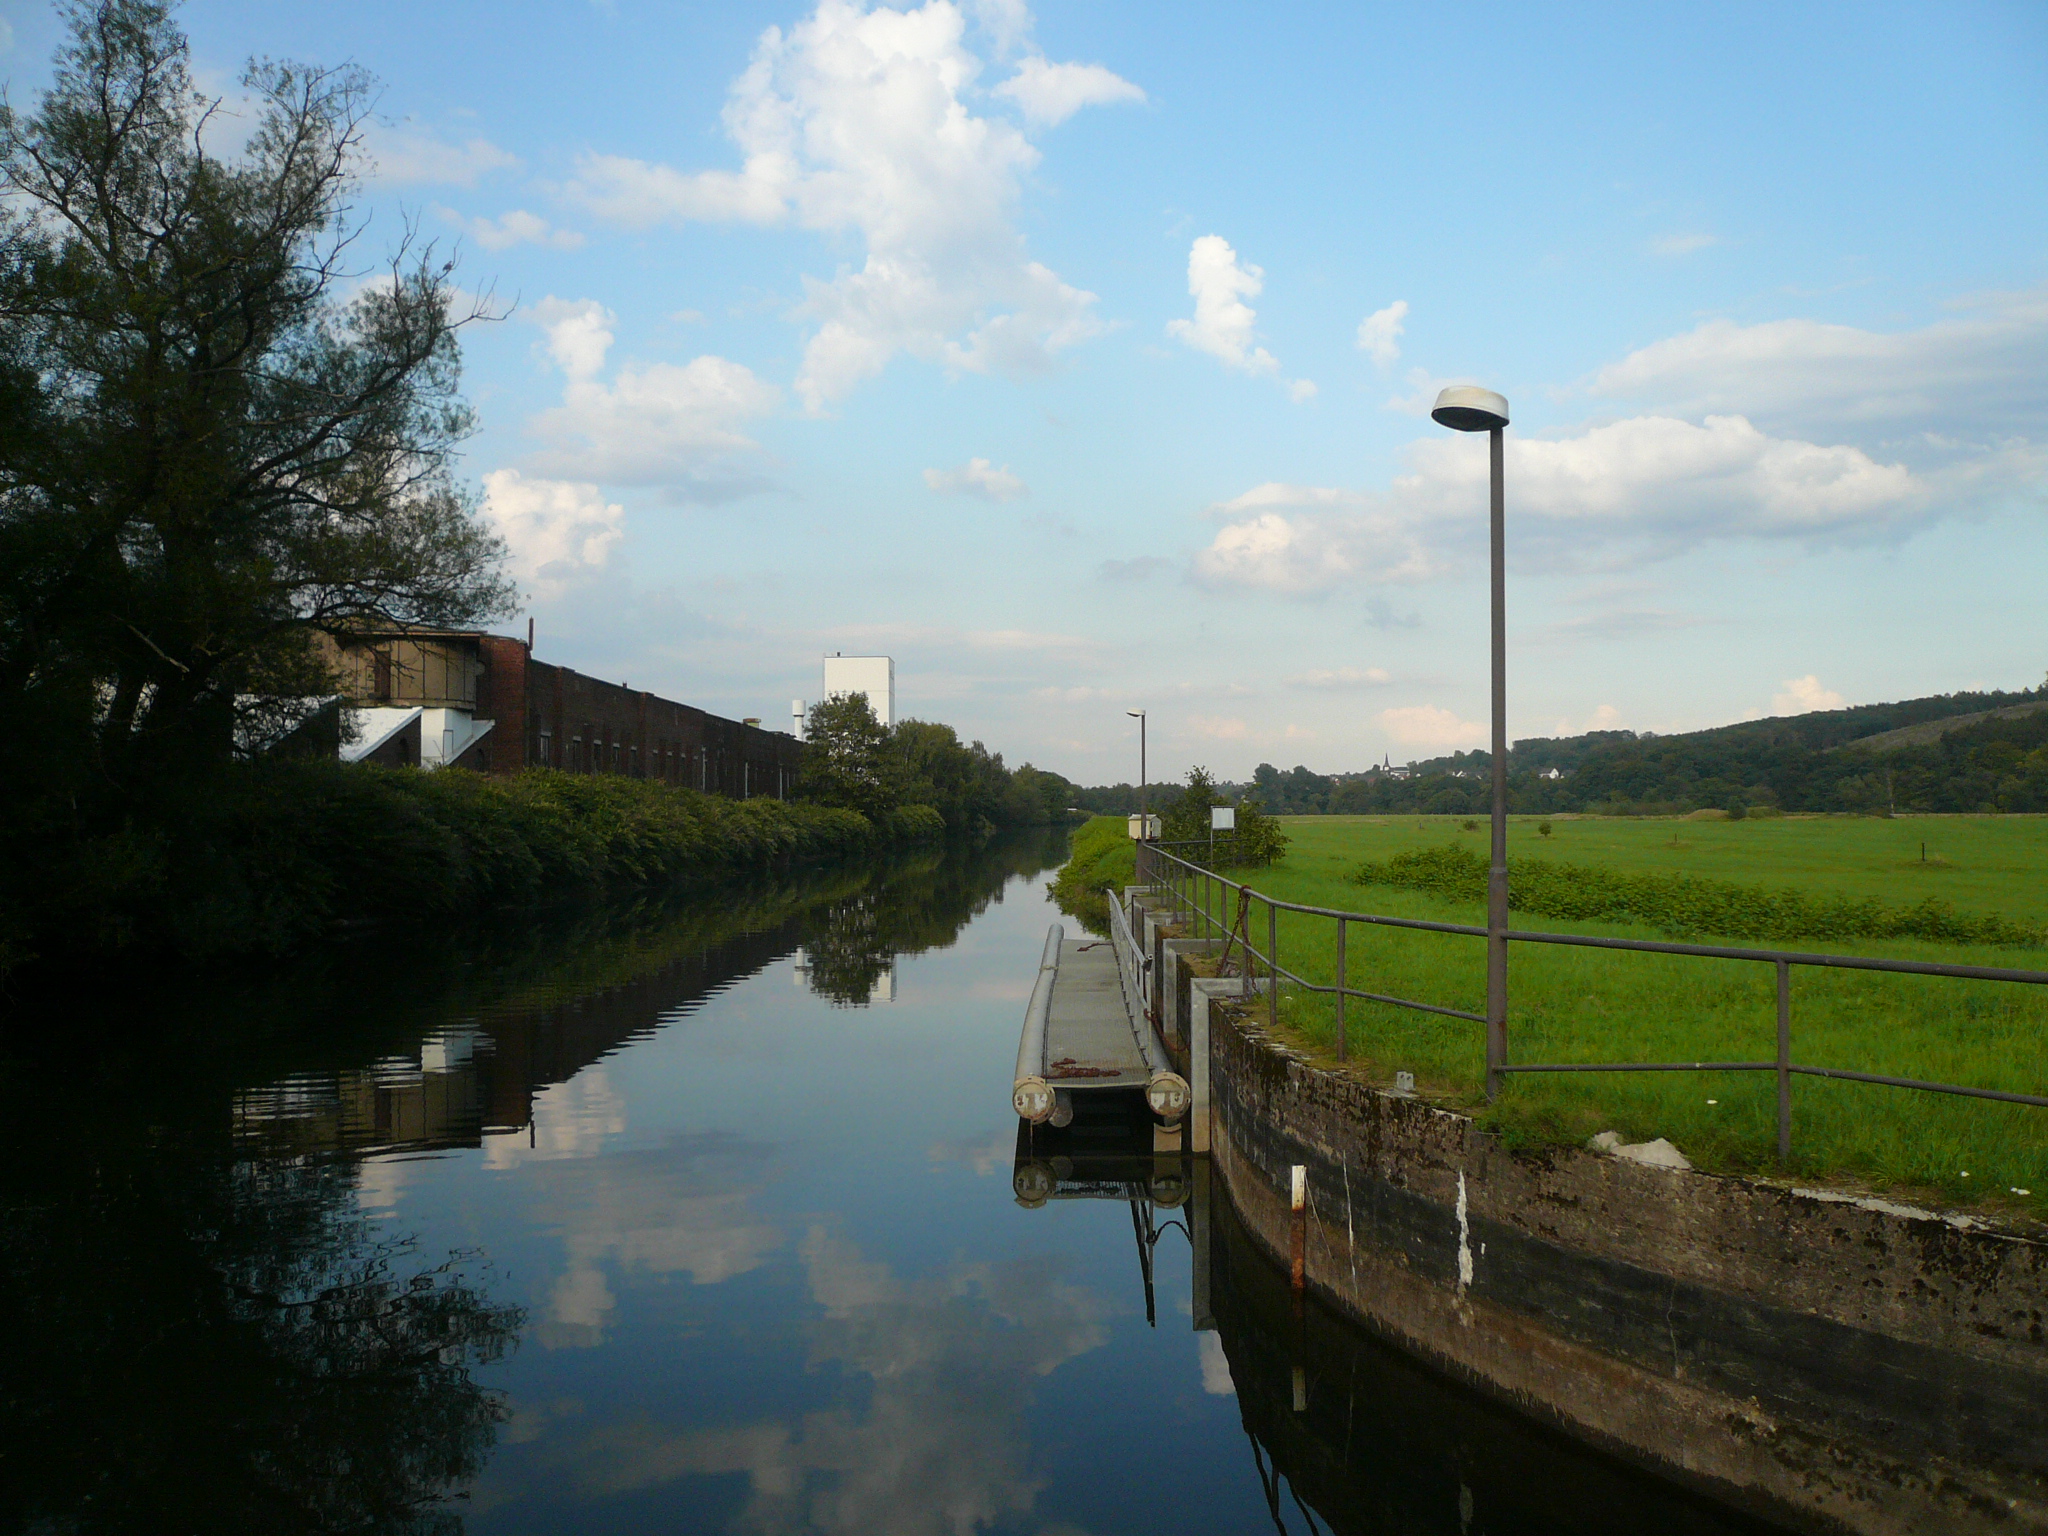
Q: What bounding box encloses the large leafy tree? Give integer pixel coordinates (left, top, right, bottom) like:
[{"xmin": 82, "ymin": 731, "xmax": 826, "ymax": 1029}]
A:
[{"xmin": 0, "ymin": 0, "xmax": 513, "ymax": 783}]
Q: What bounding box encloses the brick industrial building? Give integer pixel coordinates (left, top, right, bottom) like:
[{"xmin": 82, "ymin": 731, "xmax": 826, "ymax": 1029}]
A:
[{"xmin": 318, "ymin": 628, "xmax": 803, "ymax": 797}]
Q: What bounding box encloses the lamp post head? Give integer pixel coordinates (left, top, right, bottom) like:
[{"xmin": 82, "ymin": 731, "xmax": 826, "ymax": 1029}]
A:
[
  {"xmin": 1127, "ymin": 709, "xmax": 1144, "ymax": 719},
  {"xmin": 1431, "ymin": 385, "xmax": 1510, "ymax": 433}
]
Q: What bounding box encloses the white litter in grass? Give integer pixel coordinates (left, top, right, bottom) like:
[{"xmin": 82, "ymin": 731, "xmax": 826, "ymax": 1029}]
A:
[{"xmin": 2013, "ymin": 1188, "xmax": 2032, "ymax": 1196}]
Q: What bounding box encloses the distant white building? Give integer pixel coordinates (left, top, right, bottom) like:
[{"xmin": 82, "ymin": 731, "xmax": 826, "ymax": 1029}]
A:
[{"xmin": 823, "ymin": 654, "xmax": 894, "ymax": 727}]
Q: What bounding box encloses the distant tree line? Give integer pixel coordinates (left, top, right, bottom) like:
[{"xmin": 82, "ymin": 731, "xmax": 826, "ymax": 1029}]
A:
[
  {"xmin": 796, "ymin": 693, "xmax": 1081, "ymax": 836},
  {"xmin": 1058, "ymin": 684, "xmax": 2048, "ymax": 819}
]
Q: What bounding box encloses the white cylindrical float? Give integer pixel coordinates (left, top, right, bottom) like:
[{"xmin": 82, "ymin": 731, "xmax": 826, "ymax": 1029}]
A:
[{"xmin": 1011, "ymin": 923, "xmax": 1064, "ymax": 1123}]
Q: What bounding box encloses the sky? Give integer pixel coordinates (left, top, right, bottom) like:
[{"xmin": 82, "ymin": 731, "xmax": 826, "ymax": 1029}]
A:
[{"xmin": 4, "ymin": 0, "xmax": 2044, "ymax": 783}]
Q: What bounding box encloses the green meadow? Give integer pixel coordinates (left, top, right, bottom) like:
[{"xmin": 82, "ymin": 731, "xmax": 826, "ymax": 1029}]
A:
[{"xmin": 1160, "ymin": 814, "xmax": 2048, "ymax": 1217}]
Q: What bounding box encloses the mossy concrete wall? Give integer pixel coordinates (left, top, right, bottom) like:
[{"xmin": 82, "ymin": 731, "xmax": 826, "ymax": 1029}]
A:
[{"xmin": 1150, "ymin": 911, "xmax": 2048, "ymax": 1533}]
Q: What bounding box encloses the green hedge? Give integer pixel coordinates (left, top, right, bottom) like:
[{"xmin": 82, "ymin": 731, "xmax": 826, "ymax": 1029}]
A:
[
  {"xmin": 17, "ymin": 762, "xmax": 937, "ymax": 970},
  {"xmin": 1351, "ymin": 843, "xmax": 2044, "ymax": 949}
]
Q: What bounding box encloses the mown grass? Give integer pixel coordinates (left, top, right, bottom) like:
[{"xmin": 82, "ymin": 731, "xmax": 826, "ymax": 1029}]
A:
[{"xmin": 1162, "ymin": 814, "xmax": 2048, "ymax": 1218}]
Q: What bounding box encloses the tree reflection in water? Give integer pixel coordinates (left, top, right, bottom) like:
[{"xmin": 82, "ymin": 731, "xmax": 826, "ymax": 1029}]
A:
[
  {"xmin": 0, "ymin": 1116, "xmax": 522, "ymax": 1534},
  {"xmin": 797, "ymin": 831, "xmax": 1067, "ymax": 1005}
]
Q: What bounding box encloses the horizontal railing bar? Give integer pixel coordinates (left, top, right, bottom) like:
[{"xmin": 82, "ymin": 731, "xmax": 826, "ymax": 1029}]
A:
[
  {"xmin": 1500, "ymin": 927, "xmax": 2048, "ymax": 984},
  {"xmin": 1786, "ymin": 1065, "xmax": 2048, "ymax": 1108},
  {"xmin": 1500, "ymin": 1061, "xmax": 1777, "ymax": 1074},
  {"xmin": 1135, "ymin": 844, "xmax": 2048, "ymax": 1113}
]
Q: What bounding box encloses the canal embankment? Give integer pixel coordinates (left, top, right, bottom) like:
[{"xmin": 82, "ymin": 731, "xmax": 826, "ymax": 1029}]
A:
[
  {"xmin": 1131, "ymin": 889, "xmax": 2048, "ymax": 1534},
  {"xmin": 3, "ymin": 761, "xmax": 943, "ymax": 978}
]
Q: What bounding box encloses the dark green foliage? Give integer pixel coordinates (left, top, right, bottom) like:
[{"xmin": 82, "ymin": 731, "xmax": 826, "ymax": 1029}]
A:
[
  {"xmin": 797, "ymin": 693, "xmax": 905, "ymax": 820},
  {"xmin": 9, "ymin": 762, "xmax": 928, "ymax": 973},
  {"xmin": 1352, "ymin": 843, "xmax": 2044, "ymax": 949},
  {"xmin": 0, "ymin": 1, "xmax": 514, "ymax": 788},
  {"xmin": 796, "ymin": 693, "xmax": 1057, "ymax": 835},
  {"xmin": 1156, "ymin": 766, "xmax": 1289, "ymax": 867}
]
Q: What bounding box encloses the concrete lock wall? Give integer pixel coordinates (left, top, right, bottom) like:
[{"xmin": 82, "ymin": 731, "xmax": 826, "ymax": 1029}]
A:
[{"xmin": 1126, "ymin": 887, "xmax": 2048, "ymax": 1535}]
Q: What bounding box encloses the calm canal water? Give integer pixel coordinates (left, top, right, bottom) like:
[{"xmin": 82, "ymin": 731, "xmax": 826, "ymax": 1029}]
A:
[{"xmin": 2, "ymin": 833, "xmax": 1788, "ymax": 1534}]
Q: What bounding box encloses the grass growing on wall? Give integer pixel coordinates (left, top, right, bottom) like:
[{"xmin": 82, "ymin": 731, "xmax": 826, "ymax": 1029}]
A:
[
  {"xmin": 16, "ymin": 763, "xmax": 943, "ymax": 973},
  {"xmin": 1166, "ymin": 816, "xmax": 2048, "ymax": 1216}
]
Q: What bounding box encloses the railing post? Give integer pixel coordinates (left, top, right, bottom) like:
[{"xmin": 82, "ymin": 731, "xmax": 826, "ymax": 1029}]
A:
[
  {"xmin": 1335, "ymin": 917, "xmax": 1347, "ymax": 1063},
  {"xmin": 1776, "ymin": 960, "xmax": 1792, "ymax": 1165},
  {"xmin": 1269, "ymin": 899, "xmax": 1279, "ymax": 1031}
]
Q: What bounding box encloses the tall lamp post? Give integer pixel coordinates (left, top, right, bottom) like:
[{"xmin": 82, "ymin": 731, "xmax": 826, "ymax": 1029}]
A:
[
  {"xmin": 1431, "ymin": 384, "xmax": 1511, "ymax": 1099},
  {"xmin": 1127, "ymin": 709, "xmax": 1147, "ymax": 832}
]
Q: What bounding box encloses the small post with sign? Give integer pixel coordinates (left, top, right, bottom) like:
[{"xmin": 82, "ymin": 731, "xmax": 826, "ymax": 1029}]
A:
[{"xmin": 1210, "ymin": 804, "xmax": 1235, "ymax": 867}]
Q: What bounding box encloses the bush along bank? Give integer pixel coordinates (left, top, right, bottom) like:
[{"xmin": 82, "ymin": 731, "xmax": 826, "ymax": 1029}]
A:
[
  {"xmin": 1351, "ymin": 843, "xmax": 2045, "ymax": 949},
  {"xmin": 8, "ymin": 762, "xmax": 944, "ymax": 975},
  {"xmin": 1047, "ymin": 816, "xmax": 1139, "ymax": 934}
]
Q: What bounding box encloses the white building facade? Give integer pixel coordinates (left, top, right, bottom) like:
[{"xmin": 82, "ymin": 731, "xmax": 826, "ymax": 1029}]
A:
[{"xmin": 822, "ymin": 655, "xmax": 895, "ymax": 727}]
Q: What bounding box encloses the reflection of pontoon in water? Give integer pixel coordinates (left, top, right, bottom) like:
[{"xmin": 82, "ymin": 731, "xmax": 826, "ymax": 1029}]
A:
[{"xmin": 1009, "ymin": 1105, "xmax": 1786, "ymax": 1535}]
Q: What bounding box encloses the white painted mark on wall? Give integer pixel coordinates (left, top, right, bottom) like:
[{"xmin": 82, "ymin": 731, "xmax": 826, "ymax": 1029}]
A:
[{"xmin": 1456, "ymin": 1170, "xmax": 1474, "ymax": 1293}]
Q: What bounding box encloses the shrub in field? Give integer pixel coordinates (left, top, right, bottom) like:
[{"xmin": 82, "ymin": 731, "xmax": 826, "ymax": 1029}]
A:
[{"xmin": 1351, "ymin": 843, "xmax": 2044, "ymax": 949}]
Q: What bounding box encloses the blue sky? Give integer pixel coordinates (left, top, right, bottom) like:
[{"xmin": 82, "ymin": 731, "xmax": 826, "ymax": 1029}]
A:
[{"xmin": 5, "ymin": 0, "xmax": 2044, "ymax": 782}]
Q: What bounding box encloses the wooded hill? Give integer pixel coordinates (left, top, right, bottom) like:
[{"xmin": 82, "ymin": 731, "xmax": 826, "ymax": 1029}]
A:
[{"xmin": 1070, "ymin": 686, "xmax": 2048, "ymax": 817}]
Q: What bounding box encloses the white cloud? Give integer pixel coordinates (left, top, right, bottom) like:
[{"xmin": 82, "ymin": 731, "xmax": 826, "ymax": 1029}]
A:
[
  {"xmin": 1190, "ymin": 484, "xmax": 1442, "ymax": 592},
  {"xmin": 993, "ymin": 55, "xmax": 1144, "ymax": 124},
  {"xmin": 1588, "ymin": 289, "xmax": 2048, "ymax": 439},
  {"xmin": 513, "ymin": 1133, "xmax": 784, "ymax": 1349},
  {"xmin": 0, "ymin": 19, "xmax": 14, "ymax": 53},
  {"xmin": 1193, "ymin": 414, "xmax": 1927, "ymax": 593},
  {"xmin": 563, "ymin": 1230, "xmax": 1114, "ymax": 1526},
  {"xmin": 1166, "ymin": 235, "xmax": 1316, "ymax": 401},
  {"xmin": 365, "ymin": 124, "xmax": 519, "ymax": 186},
  {"xmin": 1197, "ymin": 1332, "xmax": 1235, "ymax": 1395},
  {"xmin": 1185, "ymin": 714, "xmax": 1250, "ymax": 740},
  {"xmin": 1289, "ymin": 666, "xmax": 1392, "ymax": 688},
  {"xmin": 1168, "ymin": 235, "xmax": 1277, "ymax": 374},
  {"xmin": 1355, "ymin": 300, "xmax": 1408, "ymax": 368},
  {"xmin": 561, "ymin": 0, "xmax": 1118, "ymax": 410},
  {"xmin": 1773, "ymin": 675, "xmax": 1846, "ymax": 714},
  {"xmin": 527, "ymin": 296, "xmax": 616, "ymax": 378},
  {"xmin": 1379, "ymin": 704, "xmax": 1486, "ymax": 750},
  {"xmin": 518, "ymin": 297, "xmax": 782, "ymax": 498},
  {"xmin": 924, "ymin": 457, "xmax": 1028, "ymax": 500},
  {"xmin": 1650, "ymin": 232, "xmax": 1719, "ymax": 257},
  {"xmin": 481, "ymin": 469, "xmax": 625, "ymax": 585},
  {"xmin": 438, "ymin": 205, "xmax": 585, "ymax": 251},
  {"xmin": 531, "ymin": 357, "xmax": 782, "ymax": 495},
  {"xmin": 968, "ymin": 0, "xmax": 1033, "ymax": 54}
]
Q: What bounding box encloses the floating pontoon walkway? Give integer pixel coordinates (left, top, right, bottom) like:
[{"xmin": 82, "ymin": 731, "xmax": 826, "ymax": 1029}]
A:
[{"xmin": 1012, "ymin": 911, "xmax": 1190, "ymax": 1128}]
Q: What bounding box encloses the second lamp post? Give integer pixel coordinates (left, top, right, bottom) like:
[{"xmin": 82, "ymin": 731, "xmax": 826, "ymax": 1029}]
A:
[{"xmin": 1431, "ymin": 384, "xmax": 1511, "ymax": 1098}]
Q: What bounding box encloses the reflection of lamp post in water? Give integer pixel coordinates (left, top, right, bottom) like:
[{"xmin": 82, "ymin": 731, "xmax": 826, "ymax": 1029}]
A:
[{"xmin": 1430, "ymin": 384, "xmax": 1511, "ymax": 1100}]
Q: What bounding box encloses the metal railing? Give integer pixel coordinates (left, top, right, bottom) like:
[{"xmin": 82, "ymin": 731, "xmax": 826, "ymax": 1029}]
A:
[
  {"xmin": 1151, "ymin": 836, "xmax": 1278, "ymax": 871},
  {"xmin": 1134, "ymin": 840, "xmax": 2048, "ymax": 1162}
]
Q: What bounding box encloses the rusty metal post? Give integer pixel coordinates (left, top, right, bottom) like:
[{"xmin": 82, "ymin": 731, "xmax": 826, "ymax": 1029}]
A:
[
  {"xmin": 1269, "ymin": 899, "xmax": 1279, "ymax": 1032},
  {"xmin": 1335, "ymin": 917, "xmax": 1347, "ymax": 1063},
  {"xmin": 1776, "ymin": 959, "xmax": 1792, "ymax": 1164}
]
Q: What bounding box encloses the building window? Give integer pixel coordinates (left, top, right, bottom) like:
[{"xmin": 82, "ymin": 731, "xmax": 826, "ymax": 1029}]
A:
[{"xmin": 538, "ymin": 729, "xmax": 552, "ymax": 767}]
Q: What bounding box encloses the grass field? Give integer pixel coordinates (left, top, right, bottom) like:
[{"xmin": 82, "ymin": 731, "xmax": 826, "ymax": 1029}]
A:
[{"xmin": 1165, "ymin": 814, "xmax": 2048, "ymax": 1217}]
